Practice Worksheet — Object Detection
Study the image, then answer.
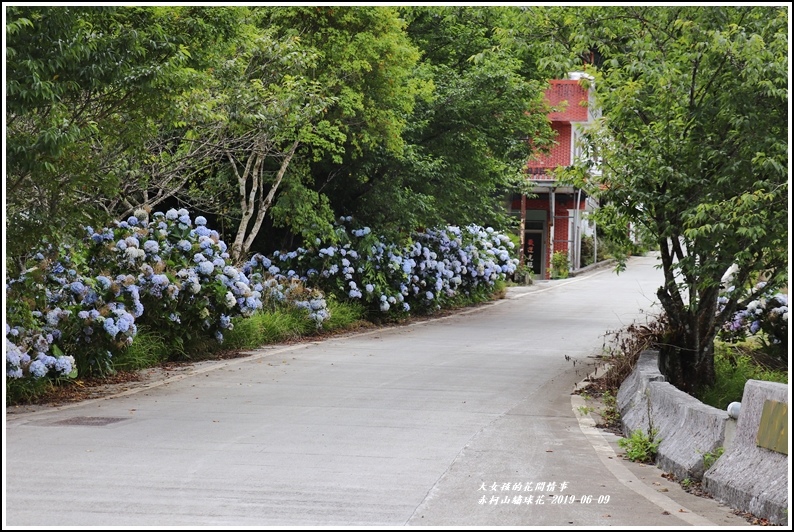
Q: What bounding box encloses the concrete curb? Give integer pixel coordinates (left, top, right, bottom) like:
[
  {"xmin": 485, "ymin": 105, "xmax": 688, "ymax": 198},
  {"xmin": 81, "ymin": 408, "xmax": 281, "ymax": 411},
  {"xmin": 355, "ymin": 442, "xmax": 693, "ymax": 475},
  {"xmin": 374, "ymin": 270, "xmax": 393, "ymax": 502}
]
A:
[
  {"xmin": 569, "ymin": 258, "xmax": 617, "ymax": 277},
  {"xmin": 650, "ymin": 382, "xmax": 729, "ymax": 481},
  {"xmin": 615, "ymin": 349, "xmax": 666, "ymax": 433},
  {"xmin": 703, "ymin": 379, "xmax": 789, "ymax": 526},
  {"xmin": 618, "ymin": 350, "xmax": 790, "ymax": 526},
  {"xmin": 617, "ymin": 350, "xmax": 728, "ymax": 481}
]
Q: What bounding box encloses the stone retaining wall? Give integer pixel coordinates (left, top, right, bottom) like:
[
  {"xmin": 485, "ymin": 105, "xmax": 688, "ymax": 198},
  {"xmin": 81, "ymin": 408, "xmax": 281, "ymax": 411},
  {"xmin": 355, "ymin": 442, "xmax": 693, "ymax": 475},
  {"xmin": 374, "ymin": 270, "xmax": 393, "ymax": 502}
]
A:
[
  {"xmin": 616, "ymin": 350, "xmax": 789, "ymax": 525},
  {"xmin": 702, "ymin": 379, "xmax": 789, "ymax": 526}
]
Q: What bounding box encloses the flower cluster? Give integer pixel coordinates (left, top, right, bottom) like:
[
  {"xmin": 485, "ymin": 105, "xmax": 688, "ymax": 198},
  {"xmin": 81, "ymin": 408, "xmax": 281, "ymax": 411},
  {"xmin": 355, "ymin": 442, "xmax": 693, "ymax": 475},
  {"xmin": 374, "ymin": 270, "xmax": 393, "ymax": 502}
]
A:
[
  {"xmin": 5, "ymin": 322, "xmax": 75, "ymax": 380},
  {"xmin": 265, "ymin": 217, "xmax": 518, "ymax": 316},
  {"xmin": 6, "ymin": 208, "xmax": 266, "ymax": 380},
  {"xmin": 717, "ymin": 286, "xmax": 788, "ymax": 358},
  {"xmin": 82, "ymin": 208, "xmax": 264, "ymax": 346},
  {"xmin": 242, "ymin": 255, "xmax": 331, "ymax": 328},
  {"xmin": 5, "ymin": 244, "xmax": 131, "ymax": 378}
]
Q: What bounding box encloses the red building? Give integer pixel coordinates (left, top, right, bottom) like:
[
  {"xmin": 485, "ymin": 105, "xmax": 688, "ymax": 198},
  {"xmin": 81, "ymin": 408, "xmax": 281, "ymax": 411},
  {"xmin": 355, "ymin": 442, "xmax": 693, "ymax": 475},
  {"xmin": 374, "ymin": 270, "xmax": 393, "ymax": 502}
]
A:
[{"xmin": 510, "ymin": 73, "xmax": 600, "ymax": 279}]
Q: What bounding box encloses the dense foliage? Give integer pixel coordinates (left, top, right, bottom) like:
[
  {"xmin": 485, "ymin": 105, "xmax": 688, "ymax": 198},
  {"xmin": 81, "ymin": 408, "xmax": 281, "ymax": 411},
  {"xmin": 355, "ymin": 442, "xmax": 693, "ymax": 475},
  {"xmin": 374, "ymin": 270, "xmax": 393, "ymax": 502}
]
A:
[
  {"xmin": 5, "ymin": 6, "xmax": 788, "ymax": 394},
  {"xmin": 259, "ymin": 217, "xmax": 518, "ymax": 318},
  {"xmin": 528, "ymin": 6, "xmax": 789, "ymax": 391},
  {"xmin": 6, "ymin": 208, "xmax": 517, "ymax": 387},
  {"xmin": 6, "ymin": 210, "xmax": 311, "ymax": 379}
]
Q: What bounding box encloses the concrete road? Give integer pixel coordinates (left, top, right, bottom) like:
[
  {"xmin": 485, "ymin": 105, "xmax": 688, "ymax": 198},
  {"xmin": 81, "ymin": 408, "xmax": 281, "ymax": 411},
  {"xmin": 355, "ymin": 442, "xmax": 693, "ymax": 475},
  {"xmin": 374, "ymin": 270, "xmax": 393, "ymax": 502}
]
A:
[{"xmin": 4, "ymin": 255, "xmax": 749, "ymax": 527}]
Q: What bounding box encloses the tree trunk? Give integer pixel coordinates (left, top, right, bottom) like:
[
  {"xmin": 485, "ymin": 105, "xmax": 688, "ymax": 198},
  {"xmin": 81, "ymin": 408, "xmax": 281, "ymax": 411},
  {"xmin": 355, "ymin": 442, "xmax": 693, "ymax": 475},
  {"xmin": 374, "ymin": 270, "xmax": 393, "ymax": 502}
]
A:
[
  {"xmin": 229, "ymin": 147, "xmax": 261, "ymax": 262},
  {"xmin": 656, "ymin": 301, "xmax": 717, "ymax": 395},
  {"xmin": 654, "ymin": 235, "xmax": 719, "ymax": 395},
  {"xmin": 240, "ymin": 139, "xmax": 300, "ymax": 259}
]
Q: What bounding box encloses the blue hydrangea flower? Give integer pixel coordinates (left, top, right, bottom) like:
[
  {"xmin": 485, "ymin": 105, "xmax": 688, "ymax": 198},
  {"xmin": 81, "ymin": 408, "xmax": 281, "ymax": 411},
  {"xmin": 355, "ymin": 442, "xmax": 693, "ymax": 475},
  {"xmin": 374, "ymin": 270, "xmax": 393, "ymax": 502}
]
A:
[
  {"xmin": 197, "ymin": 261, "xmax": 214, "ymax": 275},
  {"xmin": 103, "ymin": 318, "xmax": 120, "ymax": 338},
  {"xmin": 54, "ymin": 357, "xmax": 73, "ymax": 375},
  {"xmin": 116, "ymin": 315, "xmax": 134, "ymax": 333},
  {"xmin": 96, "ymin": 276, "xmax": 112, "ymax": 290},
  {"xmin": 29, "ymin": 360, "xmax": 48, "ymax": 378},
  {"xmin": 143, "ymin": 240, "xmax": 160, "ymax": 254}
]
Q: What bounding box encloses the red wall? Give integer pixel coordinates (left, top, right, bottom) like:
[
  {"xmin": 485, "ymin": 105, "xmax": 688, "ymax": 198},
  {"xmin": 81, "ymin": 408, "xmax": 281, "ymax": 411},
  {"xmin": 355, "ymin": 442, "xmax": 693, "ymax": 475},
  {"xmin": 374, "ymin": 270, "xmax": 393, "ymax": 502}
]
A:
[
  {"xmin": 546, "ymin": 80, "xmax": 589, "ymax": 122},
  {"xmin": 519, "ymin": 77, "xmax": 591, "ymax": 278},
  {"xmin": 527, "ymin": 123, "xmax": 571, "ymax": 171}
]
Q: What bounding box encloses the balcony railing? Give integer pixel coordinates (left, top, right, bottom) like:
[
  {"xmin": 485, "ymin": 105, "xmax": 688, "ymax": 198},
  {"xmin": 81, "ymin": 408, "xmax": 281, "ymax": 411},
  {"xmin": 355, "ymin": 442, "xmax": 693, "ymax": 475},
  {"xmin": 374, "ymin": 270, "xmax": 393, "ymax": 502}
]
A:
[{"xmin": 526, "ymin": 167, "xmax": 554, "ymax": 180}]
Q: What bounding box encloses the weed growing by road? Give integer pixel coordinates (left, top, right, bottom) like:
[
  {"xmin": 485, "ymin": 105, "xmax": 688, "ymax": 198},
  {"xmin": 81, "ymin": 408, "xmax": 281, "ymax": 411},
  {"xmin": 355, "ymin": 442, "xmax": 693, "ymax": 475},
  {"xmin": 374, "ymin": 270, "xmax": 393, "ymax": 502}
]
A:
[
  {"xmin": 701, "ymin": 447, "xmax": 725, "ymax": 471},
  {"xmin": 618, "ymin": 428, "xmax": 660, "ymax": 463},
  {"xmin": 600, "ymin": 390, "xmax": 621, "ymax": 428}
]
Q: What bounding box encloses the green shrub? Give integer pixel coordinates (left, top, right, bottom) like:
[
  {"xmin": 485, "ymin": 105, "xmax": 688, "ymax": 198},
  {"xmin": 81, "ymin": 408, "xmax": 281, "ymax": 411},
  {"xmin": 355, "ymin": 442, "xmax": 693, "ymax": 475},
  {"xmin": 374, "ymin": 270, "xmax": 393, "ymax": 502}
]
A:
[
  {"xmin": 510, "ymin": 264, "xmax": 534, "ymax": 285},
  {"xmin": 551, "ymin": 251, "xmax": 570, "ymax": 279},
  {"xmin": 618, "ymin": 429, "xmax": 660, "ymax": 463},
  {"xmin": 579, "ymin": 235, "xmax": 609, "ymax": 267},
  {"xmin": 600, "ymin": 390, "xmax": 621, "ymax": 427},
  {"xmin": 698, "ymin": 342, "xmax": 788, "ymax": 409},
  {"xmin": 702, "ymin": 447, "xmax": 724, "ymax": 470}
]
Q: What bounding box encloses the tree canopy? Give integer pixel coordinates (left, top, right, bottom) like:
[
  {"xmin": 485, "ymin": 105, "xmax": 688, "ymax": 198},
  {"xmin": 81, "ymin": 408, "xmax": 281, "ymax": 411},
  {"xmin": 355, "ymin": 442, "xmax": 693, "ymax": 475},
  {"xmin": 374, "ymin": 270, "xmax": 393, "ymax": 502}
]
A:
[
  {"xmin": 6, "ymin": 6, "xmax": 788, "ymax": 394},
  {"xmin": 547, "ymin": 6, "xmax": 789, "ymax": 391},
  {"xmin": 5, "ymin": 6, "xmax": 247, "ymax": 260}
]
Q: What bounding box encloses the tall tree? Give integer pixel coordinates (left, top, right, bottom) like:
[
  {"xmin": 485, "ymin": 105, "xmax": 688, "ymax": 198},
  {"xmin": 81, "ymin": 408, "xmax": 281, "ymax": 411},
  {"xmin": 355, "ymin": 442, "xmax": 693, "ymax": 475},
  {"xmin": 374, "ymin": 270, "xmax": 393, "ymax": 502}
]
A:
[
  {"xmin": 312, "ymin": 6, "xmax": 555, "ymax": 239},
  {"xmin": 5, "ymin": 6, "xmax": 202, "ymax": 264},
  {"xmin": 208, "ymin": 26, "xmax": 343, "ymax": 263},
  {"xmin": 554, "ymin": 6, "xmax": 788, "ymax": 392},
  {"xmin": 173, "ymin": 6, "xmax": 423, "ymax": 255},
  {"xmin": 104, "ymin": 6, "xmax": 252, "ymax": 220},
  {"xmin": 252, "ymin": 7, "xmax": 422, "ymax": 246}
]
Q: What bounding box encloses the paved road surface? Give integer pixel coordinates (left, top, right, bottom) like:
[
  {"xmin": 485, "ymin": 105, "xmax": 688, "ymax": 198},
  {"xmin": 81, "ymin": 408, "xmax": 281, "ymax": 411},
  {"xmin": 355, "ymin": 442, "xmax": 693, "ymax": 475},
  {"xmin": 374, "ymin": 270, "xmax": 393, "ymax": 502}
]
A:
[{"xmin": 4, "ymin": 255, "xmax": 750, "ymax": 527}]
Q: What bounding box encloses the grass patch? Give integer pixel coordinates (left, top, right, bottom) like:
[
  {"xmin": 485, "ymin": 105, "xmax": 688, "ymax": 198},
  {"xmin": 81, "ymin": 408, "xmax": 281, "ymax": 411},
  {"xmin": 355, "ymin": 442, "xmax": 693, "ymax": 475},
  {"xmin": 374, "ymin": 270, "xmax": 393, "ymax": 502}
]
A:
[
  {"xmin": 112, "ymin": 327, "xmax": 168, "ymax": 370},
  {"xmin": 222, "ymin": 308, "xmax": 314, "ymax": 348},
  {"xmin": 697, "ymin": 342, "xmax": 788, "ymax": 409},
  {"xmin": 222, "ymin": 300, "xmax": 367, "ymax": 349},
  {"xmin": 618, "ymin": 428, "xmax": 661, "ymax": 463},
  {"xmin": 6, "ymin": 376, "xmax": 54, "ymax": 406},
  {"xmin": 701, "ymin": 446, "xmax": 724, "ymax": 471},
  {"xmin": 221, "ymin": 314, "xmax": 266, "ymax": 350},
  {"xmin": 600, "ymin": 389, "xmax": 621, "ymax": 428},
  {"xmin": 322, "ymin": 299, "xmax": 366, "ymax": 332}
]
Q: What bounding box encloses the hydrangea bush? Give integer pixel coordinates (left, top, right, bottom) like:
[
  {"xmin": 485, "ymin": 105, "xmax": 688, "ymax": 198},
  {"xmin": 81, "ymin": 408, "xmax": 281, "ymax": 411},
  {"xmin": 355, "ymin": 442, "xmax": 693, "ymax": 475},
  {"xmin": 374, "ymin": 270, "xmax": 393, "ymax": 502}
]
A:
[
  {"xmin": 6, "ymin": 210, "xmax": 515, "ymax": 384},
  {"xmin": 263, "ymin": 217, "xmax": 518, "ymax": 317},
  {"xmin": 242, "ymin": 254, "xmax": 330, "ymax": 328},
  {"xmin": 717, "ymin": 284, "xmax": 788, "ymax": 359},
  {"xmin": 6, "ymin": 209, "xmax": 263, "ymax": 379},
  {"xmin": 83, "ymin": 208, "xmax": 263, "ymax": 347},
  {"xmin": 6, "ymin": 244, "xmax": 115, "ymax": 378}
]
